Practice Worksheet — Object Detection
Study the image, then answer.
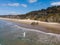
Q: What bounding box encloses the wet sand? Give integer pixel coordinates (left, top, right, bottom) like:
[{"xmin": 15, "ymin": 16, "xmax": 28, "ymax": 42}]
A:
[
  {"xmin": 10, "ymin": 21, "xmax": 60, "ymax": 34},
  {"xmin": 0, "ymin": 18, "xmax": 60, "ymax": 34}
]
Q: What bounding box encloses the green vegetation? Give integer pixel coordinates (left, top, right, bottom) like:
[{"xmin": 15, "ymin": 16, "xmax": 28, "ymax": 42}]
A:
[{"xmin": 0, "ymin": 6, "xmax": 60, "ymax": 23}]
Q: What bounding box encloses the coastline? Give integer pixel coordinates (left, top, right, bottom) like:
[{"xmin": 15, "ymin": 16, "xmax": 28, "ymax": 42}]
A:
[{"xmin": 0, "ymin": 17, "xmax": 60, "ymax": 34}]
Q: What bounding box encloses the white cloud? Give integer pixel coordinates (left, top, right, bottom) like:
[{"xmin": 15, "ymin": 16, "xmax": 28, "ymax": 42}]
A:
[
  {"xmin": 8, "ymin": 3, "xmax": 20, "ymax": 6},
  {"xmin": 21, "ymin": 4, "xmax": 27, "ymax": 7},
  {"xmin": 8, "ymin": 11, "xmax": 19, "ymax": 15},
  {"xmin": 2, "ymin": 3, "xmax": 20, "ymax": 6},
  {"xmin": 1, "ymin": 3, "xmax": 27, "ymax": 8},
  {"xmin": 51, "ymin": 2, "xmax": 60, "ymax": 6},
  {"xmin": 29, "ymin": 0, "xmax": 37, "ymax": 3}
]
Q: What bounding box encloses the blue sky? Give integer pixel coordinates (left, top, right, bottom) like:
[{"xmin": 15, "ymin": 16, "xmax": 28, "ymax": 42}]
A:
[{"xmin": 0, "ymin": 0, "xmax": 60, "ymax": 15}]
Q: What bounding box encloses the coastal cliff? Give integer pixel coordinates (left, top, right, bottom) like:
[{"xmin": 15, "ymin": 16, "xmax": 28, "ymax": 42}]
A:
[{"xmin": 0, "ymin": 6, "xmax": 60, "ymax": 23}]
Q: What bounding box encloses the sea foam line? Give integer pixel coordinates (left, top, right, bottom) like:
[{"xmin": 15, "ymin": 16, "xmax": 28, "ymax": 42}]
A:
[{"xmin": 12, "ymin": 24, "xmax": 60, "ymax": 37}]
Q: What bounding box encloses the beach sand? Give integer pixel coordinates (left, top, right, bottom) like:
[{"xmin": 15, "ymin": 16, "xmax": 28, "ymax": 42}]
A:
[{"xmin": 0, "ymin": 17, "xmax": 60, "ymax": 34}]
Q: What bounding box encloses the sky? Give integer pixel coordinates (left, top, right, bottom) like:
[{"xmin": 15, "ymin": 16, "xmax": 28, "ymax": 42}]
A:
[{"xmin": 0, "ymin": 0, "xmax": 60, "ymax": 15}]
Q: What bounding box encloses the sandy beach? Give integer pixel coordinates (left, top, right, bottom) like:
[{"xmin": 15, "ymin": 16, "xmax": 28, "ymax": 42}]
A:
[{"xmin": 0, "ymin": 17, "xmax": 60, "ymax": 34}]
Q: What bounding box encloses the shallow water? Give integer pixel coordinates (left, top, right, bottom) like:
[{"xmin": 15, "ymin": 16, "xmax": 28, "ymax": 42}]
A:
[{"xmin": 0, "ymin": 20, "xmax": 60, "ymax": 45}]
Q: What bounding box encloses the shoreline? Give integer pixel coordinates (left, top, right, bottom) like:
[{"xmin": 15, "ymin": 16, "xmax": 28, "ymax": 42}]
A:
[{"xmin": 0, "ymin": 17, "xmax": 60, "ymax": 34}]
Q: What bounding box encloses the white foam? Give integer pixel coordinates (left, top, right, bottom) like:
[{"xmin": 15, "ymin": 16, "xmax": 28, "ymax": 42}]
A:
[
  {"xmin": 14, "ymin": 24, "xmax": 60, "ymax": 36},
  {"xmin": 0, "ymin": 44, "xmax": 1, "ymax": 45},
  {"xmin": 23, "ymin": 32, "xmax": 26, "ymax": 38},
  {"xmin": 6, "ymin": 21, "xmax": 60, "ymax": 37}
]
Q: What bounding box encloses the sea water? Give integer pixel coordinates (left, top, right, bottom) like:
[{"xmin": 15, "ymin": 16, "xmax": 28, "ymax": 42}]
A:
[{"xmin": 0, "ymin": 20, "xmax": 60, "ymax": 45}]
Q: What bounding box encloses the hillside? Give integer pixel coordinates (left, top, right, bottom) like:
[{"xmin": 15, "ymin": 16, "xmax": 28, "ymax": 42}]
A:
[{"xmin": 0, "ymin": 6, "xmax": 60, "ymax": 23}]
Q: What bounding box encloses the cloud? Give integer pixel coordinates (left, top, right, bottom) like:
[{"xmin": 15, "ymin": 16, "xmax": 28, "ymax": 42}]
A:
[
  {"xmin": 21, "ymin": 4, "xmax": 27, "ymax": 7},
  {"xmin": 8, "ymin": 3, "xmax": 20, "ymax": 6},
  {"xmin": 8, "ymin": 11, "xmax": 20, "ymax": 15},
  {"xmin": 29, "ymin": 0, "xmax": 37, "ymax": 3},
  {"xmin": 51, "ymin": 2, "xmax": 60, "ymax": 6},
  {"xmin": 1, "ymin": 3, "xmax": 27, "ymax": 8},
  {"xmin": 2, "ymin": 3, "xmax": 20, "ymax": 6}
]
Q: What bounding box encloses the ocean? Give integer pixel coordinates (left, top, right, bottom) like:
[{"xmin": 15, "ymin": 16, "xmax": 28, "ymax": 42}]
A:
[{"xmin": 0, "ymin": 20, "xmax": 60, "ymax": 45}]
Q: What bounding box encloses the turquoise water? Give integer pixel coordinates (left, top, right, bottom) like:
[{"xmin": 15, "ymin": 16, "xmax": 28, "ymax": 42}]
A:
[{"xmin": 0, "ymin": 20, "xmax": 60, "ymax": 45}]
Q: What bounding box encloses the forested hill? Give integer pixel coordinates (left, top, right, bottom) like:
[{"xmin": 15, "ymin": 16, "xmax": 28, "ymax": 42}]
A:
[{"xmin": 0, "ymin": 6, "xmax": 60, "ymax": 23}]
